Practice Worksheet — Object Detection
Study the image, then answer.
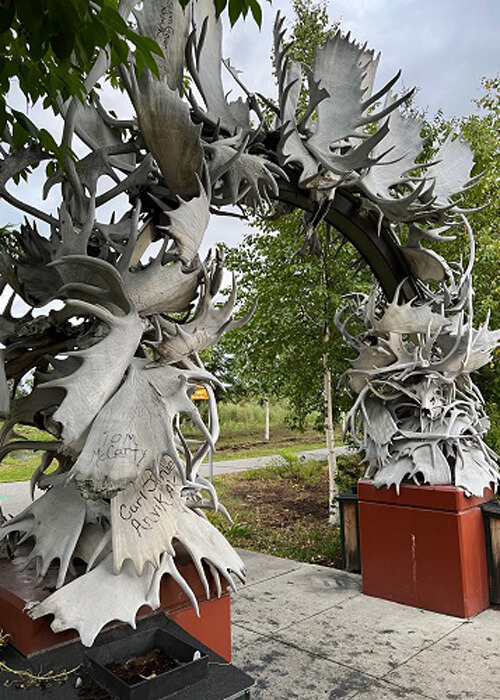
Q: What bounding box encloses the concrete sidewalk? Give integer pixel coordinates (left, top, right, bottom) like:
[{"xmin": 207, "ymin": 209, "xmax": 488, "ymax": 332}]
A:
[
  {"xmin": 4, "ymin": 459, "xmax": 495, "ymax": 699},
  {"xmin": 232, "ymin": 548, "xmax": 499, "ymax": 699}
]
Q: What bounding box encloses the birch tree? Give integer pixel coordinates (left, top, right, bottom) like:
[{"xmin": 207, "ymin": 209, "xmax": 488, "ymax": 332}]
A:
[{"xmin": 220, "ymin": 212, "xmax": 369, "ymax": 522}]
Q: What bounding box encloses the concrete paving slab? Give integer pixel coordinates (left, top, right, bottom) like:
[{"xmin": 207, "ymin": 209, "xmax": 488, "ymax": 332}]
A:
[
  {"xmin": 234, "ymin": 547, "xmax": 304, "ymax": 586},
  {"xmin": 384, "ymin": 608, "xmax": 500, "ymax": 700},
  {"xmin": 275, "ymin": 593, "xmax": 463, "ymax": 678},
  {"xmin": 231, "ymin": 564, "xmax": 361, "ymax": 635},
  {"xmin": 349, "ymin": 679, "xmax": 434, "ymax": 699},
  {"xmin": 0, "ymin": 481, "xmax": 39, "ymax": 517},
  {"xmin": 231, "ymin": 623, "xmax": 377, "ymax": 700}
]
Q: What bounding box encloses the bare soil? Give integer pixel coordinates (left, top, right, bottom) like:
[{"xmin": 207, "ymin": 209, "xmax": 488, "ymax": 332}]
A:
[{"xmin": 107, "ymin": 648, "xmax": 178, "ymax": 685}]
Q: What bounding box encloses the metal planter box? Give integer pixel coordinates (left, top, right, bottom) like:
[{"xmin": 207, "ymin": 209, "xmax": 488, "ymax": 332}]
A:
[{"xmin": 85, "ymin": 627, "xmax": 208, "ymax": 700}]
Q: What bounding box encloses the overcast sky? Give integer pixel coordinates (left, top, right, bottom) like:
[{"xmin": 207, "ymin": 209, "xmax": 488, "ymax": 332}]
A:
[
  {"xmin": 224, "ymin": 0, "xmax": 500, "ymax": 119},
  {"xmin": 1, "ymin": 0, "xmax": 499, "ymax": 258},
  {"xmin": 209, "ymin": 0, "xmax": 500, "ymax": 250}
]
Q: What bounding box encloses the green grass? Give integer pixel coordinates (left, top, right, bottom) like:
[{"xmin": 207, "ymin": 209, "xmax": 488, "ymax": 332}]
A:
[
  {"xmin": 0, "ymin": 424, "xmax": 56, "ymax": 484},
  {"xmin": 206, "ymin": 452, "xmax": 363, "ymax": 568},
  {"xmin": 213, "ymin": 437, "xmax": 327, "ymax": 461},
  {"xmin": 0, "ymin": 400, "xmax": 342, "ymax": 484},
  {"xmin": 183, "ymin": 399, "xmax": 322, "ymax": 439}
]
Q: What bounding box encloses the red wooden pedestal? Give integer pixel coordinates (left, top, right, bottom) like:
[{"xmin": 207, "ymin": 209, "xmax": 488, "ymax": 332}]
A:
[
  {"xmin": 0, "ymin": 554, "xmax": 232, "ymax": 660},
  {"xmin": 358, "ymin": 479, "xmax": 494, "ymax": 618}
]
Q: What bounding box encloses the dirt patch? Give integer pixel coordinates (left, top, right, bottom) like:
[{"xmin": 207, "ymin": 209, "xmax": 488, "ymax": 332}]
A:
[
  {"xmin": 210, "ymin": 460, "xmax": 347, "ymax": 567},
  {"xmin": 232, "ymin": 479, "xmax": 329, "ymax": 522},
  {"xmin": 107, "ymin": 648, "xmax": 178, "ymax": 685},
  {"xmin": 217, "ymin": 434, "xmax": 320, "ymax": 452}
]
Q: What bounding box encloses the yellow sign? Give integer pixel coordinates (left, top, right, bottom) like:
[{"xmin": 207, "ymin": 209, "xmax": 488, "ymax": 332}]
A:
[{"xmin": 191, "ymin": 385, "xmax": 209, "ymax": 401}]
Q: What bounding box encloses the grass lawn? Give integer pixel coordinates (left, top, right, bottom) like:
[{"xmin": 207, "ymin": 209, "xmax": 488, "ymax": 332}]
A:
[
  {"xmin": 0, "ymin": 424, "xmax": 57, "ymax": 484},
  {"xmin": 207, "ymin": 453, "xmax": 363, "ymax": 569},
  {"xmin": 212, "ymin": 427, "xmax": 332, "ymax": 460},
  {"xmin": 0, "ymin": 398, "xmax": 338, "ymax": 484},
  {"xmin": 0, "ymin": 425, "xmax": 334, "ymax": 484}
]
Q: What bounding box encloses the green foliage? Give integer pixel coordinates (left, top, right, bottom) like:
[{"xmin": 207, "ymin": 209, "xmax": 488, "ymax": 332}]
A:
[
  {"xmin": 485, "ymin": 402, "xmax": 500, "ymax": 456},
  {"xmin": 273, "ymin": 450, "xmax": 324, "ymax": 484},
  {"xmin": 288, "ymin": 0, "xmax": 338, "ymax": 66},
  {"xmin": 0, "ymin": 0, "xmax": 162, "ymax": 146},
  {"xmin": 421, "ymin": 78, "xmax": 500, "ymax": 406},
  {"xmin": 0, "ymin": 0, "xmax": 261, "ymax": 155},
  {"xmin": 219, "ymin": 213, "xmax": 369, "ymax": 427},
  {"xmin": 0, "ymin": 225, "xmax": 19, "ymax": 257},
  {"xmin": 179, "ymin": 0, "xmax": 262, "ymax": 26},
  {"xmin": 459, "ymin": 78, "xmax": 500, "ymax": 406},
  {"xmin": 334, "ymin": 453, "xmax": 365, "ymax": 494},
  {"xmin": 217, "ymin": 399, "xmax": 288, "ymax": 434}
]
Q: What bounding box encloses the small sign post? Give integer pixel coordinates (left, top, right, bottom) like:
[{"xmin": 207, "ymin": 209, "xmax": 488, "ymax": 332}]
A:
[
  {"xmin": 190, "ymin": 385, "xmax": 213, "ymax": 482},
  {"xmin": 190, "ymin": 386, "xmax": 209, "ymax": 401}
]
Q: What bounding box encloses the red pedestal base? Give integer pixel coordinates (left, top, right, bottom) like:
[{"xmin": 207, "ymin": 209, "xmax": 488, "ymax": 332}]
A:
[
  {"xmin": 358, "ymin": 480, "xmax": 493, "ymax": 618},
  {"xmin": 0, "ymin": 555, "xmax": 231, "ymax": 659}
]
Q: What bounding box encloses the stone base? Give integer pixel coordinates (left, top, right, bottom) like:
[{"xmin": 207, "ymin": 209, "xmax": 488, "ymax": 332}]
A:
[
  {"xmin": 358, "ymin": 480, "xmax": 494, "ymax": 618},
  {"xmin": 0, "ymin": 551, "xmax": 231, "ymax": 659}
]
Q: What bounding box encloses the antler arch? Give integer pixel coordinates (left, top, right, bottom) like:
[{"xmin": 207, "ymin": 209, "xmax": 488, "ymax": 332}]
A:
[{"xmin": 0, "ymin": 1, "xmax": 492, "ymax": 646}]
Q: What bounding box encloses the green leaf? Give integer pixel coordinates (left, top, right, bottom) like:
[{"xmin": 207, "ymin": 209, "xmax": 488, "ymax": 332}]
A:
[
  {"xmin": 110, "ymin": 35, "xmax": 129, "ymax": 67},
  {"xmin": 89, "ymin": 17, "xmax": 111, "ymax": 48},
  {"xmin": 0, "ymin": 5, "xmax": 15, "ymax": 33},
  {"xmin": 12, "ymin": 121, "xmax": 30, "ymax": 149},
  {"xmin": 130, "ymin": 34, "xmax": 161, "ymax": 78},
  {"xmin": 248, "ymin": 0, "xmax": 262, "ymax": 27},
  {"xmin": 50, "ymin": 29, "xmax": 75, "ymax": 61},
  {"xmin": 0, "ymin": 108, "xmax": 8, "ymax": 135},
  {"xmin": 11, "ymin": 109, "xmax": 39, "ymax": 138},
  {"xmin": 16, "ymin": 0, "xmax": 44, "ymax": 33},
  {"xmin": 135, "ymin": 50, "xmax": 146, "ymax": 77},
  {"xmin": 45, "ymin": 160, "xmax": 58, "ymax": 178},
  {"xmin": 38, "ymin": 128, "xmax": 58, "ymax": 153},
  {"xmin": 228, "ymin": 0, "xmax": 243, "ymax": 26},
  {"xmin": 214, "ymin": 0, "xmax": 228, "ymax": 19},
  {"xmin": 57, "ymin": 0, "xmax": 82, "ymax": 31},
  {"xmin": 132, "ymin": 34, "xmax": 164, "ymax": 58},
  {"xmin": 99, "ymin": 5, "xmax": 129, "ymax": 34}
]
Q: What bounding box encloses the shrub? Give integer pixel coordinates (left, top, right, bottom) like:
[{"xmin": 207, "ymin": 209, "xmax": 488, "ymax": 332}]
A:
[
  {"xmin": 485, "ymin": 402, "xmax": 500, "ymax": 456},
  {"xmin": 335, "ymin": 453, "xmax": 365, "ymax": 494}
]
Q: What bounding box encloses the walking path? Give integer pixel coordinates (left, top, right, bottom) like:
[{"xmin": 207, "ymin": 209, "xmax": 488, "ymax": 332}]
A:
[
  {"xmin": 2, "ymin": 451, "xmax": 495, "ymax": 698},
  {"xmin": 232, "ymin": 548, "xmax": 499, "ymax": 699},
  {"xmin": 0, "ymin": 446, "xmax": 353, "ymax": 515},
  {"xmin": 0, "ymin": 526, "xmax": 492, "ymax": 699},
  {"xmin": 201, "ymin": 445, "xmax": 353, "ymax": 475}
]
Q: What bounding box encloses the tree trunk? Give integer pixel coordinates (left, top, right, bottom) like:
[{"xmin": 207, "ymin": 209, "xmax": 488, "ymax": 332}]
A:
[
  {"xmin": 264, "ymin": 396, "xmax": 270, "ymax": 441},
  {"xmin": 323, "ymin": 352, "xmax": 338, "ymax": 525}
]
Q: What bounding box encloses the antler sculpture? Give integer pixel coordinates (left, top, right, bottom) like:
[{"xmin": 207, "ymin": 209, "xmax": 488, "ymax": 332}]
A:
[
  {"xmin": 0, "ymin": 1, "xmax": 496, "ymax": 645},
  {"xmin": 336, "ymin": 222, "xmax": 500, "ymax": 496}
]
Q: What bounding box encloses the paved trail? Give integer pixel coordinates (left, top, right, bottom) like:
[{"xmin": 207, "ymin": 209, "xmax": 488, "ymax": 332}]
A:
[{"xmin": 0, "ymin": 446, "xmax": 355, "ymax": 516}]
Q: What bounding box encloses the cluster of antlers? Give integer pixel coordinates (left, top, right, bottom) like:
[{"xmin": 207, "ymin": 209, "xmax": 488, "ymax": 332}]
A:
[{"xmin": 0, "ymin": 0, "xmax": 494, "ymax": 645}]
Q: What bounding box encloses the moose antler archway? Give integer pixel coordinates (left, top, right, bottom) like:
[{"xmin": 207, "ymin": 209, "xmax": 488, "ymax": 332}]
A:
[{"xmin": 0, "ymin": 0, "xmax": 497, "ymax": 646}]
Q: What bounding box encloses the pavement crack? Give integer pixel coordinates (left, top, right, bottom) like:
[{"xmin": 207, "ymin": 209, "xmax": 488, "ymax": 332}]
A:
[{"xmin": 377, "ymin": 619, "xmax": 468, "ymax": 690}]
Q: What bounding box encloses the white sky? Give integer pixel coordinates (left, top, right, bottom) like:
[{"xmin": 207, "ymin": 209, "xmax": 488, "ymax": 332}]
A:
[{"xmin": 1, "ymin": 0, "xmax": 499, "ymax": 255}]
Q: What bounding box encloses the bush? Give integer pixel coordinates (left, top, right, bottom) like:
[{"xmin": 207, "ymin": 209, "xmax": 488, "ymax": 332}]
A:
[
  {"xmin": 485, "ymin": 402, "xmax": 500, "ymax": 456},
  {"xmin": 335, "ymin": 453, "xmax": 365, "ymax": 494}
]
